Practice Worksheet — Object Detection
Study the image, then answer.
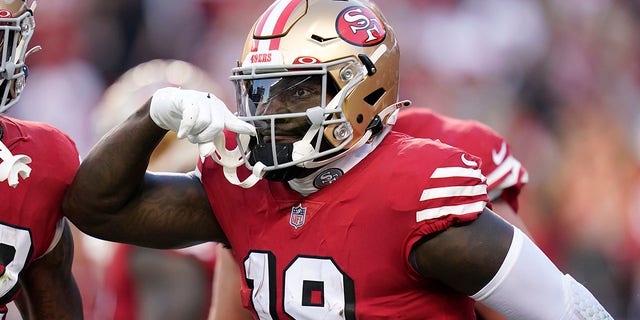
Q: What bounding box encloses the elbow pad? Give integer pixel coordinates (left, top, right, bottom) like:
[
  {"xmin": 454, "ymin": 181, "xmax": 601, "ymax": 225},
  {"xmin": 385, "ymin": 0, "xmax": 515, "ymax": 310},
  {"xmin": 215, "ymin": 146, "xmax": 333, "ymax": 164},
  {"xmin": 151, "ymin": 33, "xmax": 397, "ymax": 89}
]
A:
[{"xmin": 471, "ymin": 228, "xmax": 613, "ymax": 320}]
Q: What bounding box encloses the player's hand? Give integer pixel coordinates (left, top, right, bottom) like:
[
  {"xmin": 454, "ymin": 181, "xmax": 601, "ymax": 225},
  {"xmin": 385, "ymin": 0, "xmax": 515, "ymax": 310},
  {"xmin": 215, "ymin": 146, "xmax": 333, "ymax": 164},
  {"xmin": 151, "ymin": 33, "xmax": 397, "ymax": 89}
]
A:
[{"xmin": 149, "ymin": 87, "xmax": 255, "ymax": 145}]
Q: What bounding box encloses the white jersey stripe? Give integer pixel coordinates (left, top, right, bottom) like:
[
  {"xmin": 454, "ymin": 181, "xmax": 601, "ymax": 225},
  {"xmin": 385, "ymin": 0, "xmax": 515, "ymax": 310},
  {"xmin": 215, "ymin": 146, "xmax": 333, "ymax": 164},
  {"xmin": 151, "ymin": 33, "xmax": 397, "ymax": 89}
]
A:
[
  {"xmin": 420, "ymin": 184, "xmax": 487, "ymax": 201},
  {"xmin": 431, "ymin": 167, "xmax": 484, "ymax": 180},
  {"xmin": 485, "ymin": 155, "xmax": 525, "ymax": 187},
  {"xmin": 416, "ymin": 201, "xmax": 487, "ymax": 222}
]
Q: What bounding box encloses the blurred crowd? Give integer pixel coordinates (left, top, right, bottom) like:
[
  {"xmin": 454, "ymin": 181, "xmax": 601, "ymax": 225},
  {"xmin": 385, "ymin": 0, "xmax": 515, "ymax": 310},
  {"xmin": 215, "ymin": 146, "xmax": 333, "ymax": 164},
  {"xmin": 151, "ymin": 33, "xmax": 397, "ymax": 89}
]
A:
[{"xmin": 6, "ymin": 0, "xmax": 640, "ymax": 318}]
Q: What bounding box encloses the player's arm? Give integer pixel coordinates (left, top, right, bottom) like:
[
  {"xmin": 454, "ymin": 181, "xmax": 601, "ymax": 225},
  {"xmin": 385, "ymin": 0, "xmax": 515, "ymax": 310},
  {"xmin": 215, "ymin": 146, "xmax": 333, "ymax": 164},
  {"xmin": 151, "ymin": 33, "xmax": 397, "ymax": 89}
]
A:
[
  {"xmin": 490, "ymin": 199, "xmax": 531, "ymax": 236},
  {"xmin": 411, "ymin": 208, "xmax": 612, "ymax": 319},
  {"xmin": 16, "ymin": 221, "xmax": 82, "ymax": 319},
  {"xmin": 63, "ymin": 97, "xmax": 225, "ymax": 249},
  {"xmin": 208, "ymin": 245, "xmax": 254, "ymax": 320}
]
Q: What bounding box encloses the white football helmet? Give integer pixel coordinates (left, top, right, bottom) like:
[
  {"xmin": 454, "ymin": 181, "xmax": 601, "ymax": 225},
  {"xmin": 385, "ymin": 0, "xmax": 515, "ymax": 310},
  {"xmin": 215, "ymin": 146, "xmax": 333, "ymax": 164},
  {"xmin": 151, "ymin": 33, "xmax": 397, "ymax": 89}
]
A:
[
  {"xmin": 0, "ymin": 0, "xmax": 36, "ymax": 113},
  {"xmin": 228, "ymin": 0, "xmax": 402, "ymax": 182}
]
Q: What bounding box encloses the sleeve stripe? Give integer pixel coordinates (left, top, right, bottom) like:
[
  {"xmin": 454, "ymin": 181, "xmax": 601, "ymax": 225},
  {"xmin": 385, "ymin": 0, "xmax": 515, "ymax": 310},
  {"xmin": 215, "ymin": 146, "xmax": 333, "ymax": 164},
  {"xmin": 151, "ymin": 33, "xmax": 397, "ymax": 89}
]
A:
[
  {"xmin": 420, "ymin": 184, "xmax": 487, "ymax": 201},
  {"xmin": 431, "ymin": 167, "xmax": 484, "ymax": 180},
  {"xmin": 485, "ymin": 155, "xmax": 522, "ymax": 186},
  {"xmin": 416, "ymin": 201, "xmax": 487, "ymax": 222}
]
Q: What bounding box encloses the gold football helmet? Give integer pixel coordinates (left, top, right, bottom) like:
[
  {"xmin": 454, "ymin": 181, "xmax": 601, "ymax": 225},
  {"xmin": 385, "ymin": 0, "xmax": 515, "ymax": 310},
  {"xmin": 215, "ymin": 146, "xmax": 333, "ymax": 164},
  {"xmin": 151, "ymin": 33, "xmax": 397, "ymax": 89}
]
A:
[
  {"xmin": 0, "ymin": 0, "xmax": 36, "ymax": 113},
  {"xmin": 230, "ymin": 0, "xmax": 401, "ymax": 182}
]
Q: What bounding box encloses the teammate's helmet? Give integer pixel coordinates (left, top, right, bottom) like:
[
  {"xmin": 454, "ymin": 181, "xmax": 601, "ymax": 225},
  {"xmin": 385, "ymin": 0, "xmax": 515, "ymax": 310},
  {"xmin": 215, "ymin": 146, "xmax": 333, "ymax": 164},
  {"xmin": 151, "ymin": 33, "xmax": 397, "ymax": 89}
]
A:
[
  {"xmin": 231, "ymin": 0, "xmax": 399, "ymax": 181},
  {"xmin": 0, "ymin": 0, "xmax": 35, "ymax": 113}
]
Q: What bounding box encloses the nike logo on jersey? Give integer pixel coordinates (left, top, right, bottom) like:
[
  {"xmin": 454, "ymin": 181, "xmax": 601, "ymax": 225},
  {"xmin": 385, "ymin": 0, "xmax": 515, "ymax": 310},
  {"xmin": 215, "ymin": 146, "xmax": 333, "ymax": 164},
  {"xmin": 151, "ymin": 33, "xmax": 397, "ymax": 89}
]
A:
[{"xmin": 491, "ymin": 141, "xmax": 507, "ymax": 165}]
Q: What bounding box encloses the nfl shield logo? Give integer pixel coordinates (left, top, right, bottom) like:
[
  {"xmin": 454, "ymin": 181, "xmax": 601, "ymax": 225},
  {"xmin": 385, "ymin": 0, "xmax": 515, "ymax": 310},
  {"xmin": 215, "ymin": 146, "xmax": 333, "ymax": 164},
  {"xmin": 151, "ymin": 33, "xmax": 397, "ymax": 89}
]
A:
[{"xmin": 290, "ymin": 204, "xmax": 307, "ymax": 229}]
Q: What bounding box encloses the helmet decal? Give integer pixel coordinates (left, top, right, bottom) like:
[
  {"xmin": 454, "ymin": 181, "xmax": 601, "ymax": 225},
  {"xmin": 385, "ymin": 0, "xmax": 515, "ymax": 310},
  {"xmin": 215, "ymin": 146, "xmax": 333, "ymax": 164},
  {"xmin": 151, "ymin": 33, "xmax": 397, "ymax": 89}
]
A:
[
  {"xmin": 252, "ymin": 0, "xmax": 305, "ymax": 52},
  {"xmin": 336, "ymin": 6, "xmax": 386, "ymax": 47},
  {"xmin": 293, "ymin": 56, "xmax": 320, "ymax": 64}
]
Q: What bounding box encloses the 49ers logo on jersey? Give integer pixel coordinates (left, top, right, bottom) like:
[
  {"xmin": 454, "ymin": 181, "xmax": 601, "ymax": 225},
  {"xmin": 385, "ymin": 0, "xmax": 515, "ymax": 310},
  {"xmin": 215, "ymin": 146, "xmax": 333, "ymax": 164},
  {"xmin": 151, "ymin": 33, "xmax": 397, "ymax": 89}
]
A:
[{"xmin": 336, "ymin": 6, "xmax": 386, "ymax": 47}]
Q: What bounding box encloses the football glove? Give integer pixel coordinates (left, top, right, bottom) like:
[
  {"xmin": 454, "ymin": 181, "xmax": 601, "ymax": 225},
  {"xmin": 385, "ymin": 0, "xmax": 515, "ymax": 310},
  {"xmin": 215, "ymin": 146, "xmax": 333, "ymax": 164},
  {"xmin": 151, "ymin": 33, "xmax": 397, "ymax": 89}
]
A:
[{"xmin": 150, "ymin": 87, "xmax": 255, "ymax": 149}]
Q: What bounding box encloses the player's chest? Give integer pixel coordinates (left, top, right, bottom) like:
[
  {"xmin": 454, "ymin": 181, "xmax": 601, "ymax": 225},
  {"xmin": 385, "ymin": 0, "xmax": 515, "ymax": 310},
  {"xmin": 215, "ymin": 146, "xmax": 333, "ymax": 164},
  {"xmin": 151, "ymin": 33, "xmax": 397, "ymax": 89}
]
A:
[
  {"xmin": 232, "ymin": 199, "xmax": 433, "ymax": 320},
  {"xmin": 0, "ymin": 190, "xmax": 58, "ymax": 305},
  {"xmin": 0, "ymin": 173, "xmax": 64, "ymax": 262}
]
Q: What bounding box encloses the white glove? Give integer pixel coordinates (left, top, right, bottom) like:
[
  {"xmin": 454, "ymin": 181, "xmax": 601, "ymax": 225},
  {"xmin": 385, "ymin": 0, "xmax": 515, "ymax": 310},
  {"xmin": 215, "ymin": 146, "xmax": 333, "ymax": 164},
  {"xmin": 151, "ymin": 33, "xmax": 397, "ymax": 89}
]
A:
[{"xmin": 149, "ymin": 87, "xmax": 255, "ymax": 146}]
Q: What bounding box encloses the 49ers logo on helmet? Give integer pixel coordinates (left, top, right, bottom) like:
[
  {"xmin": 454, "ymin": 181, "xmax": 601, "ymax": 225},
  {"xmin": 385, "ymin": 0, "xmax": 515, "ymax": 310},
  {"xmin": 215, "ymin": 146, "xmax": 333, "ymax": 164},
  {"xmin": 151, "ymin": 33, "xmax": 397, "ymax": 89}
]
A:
[{"xmin": 335, "ymin": 6, "xmax": 386, "ymax": 47}]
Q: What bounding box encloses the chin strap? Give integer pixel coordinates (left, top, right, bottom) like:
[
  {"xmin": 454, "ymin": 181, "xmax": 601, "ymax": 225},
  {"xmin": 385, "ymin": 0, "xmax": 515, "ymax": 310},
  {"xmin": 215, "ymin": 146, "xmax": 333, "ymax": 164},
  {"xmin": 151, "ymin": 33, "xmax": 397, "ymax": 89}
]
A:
[
  {"xmin": 200, "ymin": 133, "xmax": 265, "ymax": 188},
  {"xmin": 0, "ymin": 140, "xmax": 31, "ymax": 188}
]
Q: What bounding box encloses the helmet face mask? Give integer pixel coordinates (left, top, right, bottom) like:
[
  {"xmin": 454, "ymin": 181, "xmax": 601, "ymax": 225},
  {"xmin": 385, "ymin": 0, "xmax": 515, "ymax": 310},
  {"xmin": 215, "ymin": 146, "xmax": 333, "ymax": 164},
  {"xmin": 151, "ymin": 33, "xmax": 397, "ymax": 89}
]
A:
[
  {"xmin": 232, "ymin": 57, "xmax": 364, "ymax": 178},
  {"xmin": 0, "ymin": 0, "xmax": 34, "ymax": 114},
  {"xmin": 229, "ymin": 0, "xmax": 399, "ymax": 182}
]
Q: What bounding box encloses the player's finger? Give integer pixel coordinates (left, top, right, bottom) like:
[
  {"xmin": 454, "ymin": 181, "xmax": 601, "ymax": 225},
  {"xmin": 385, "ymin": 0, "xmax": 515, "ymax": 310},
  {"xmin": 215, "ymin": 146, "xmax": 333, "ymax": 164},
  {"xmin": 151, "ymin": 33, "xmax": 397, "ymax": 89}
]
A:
[
  {"xmin": 177, "ymin": 104, "xmax": 199, "ymax": 139},
  {"xmin": 224, "ymin": 116, "xmax": 256, "ymax": 136}
]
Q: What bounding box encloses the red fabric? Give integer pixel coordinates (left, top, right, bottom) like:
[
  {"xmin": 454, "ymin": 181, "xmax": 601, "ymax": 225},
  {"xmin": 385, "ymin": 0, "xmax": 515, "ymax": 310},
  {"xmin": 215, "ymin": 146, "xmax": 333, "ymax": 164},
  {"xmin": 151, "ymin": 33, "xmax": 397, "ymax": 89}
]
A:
[
  {"xmin": 394, "ymin": 107, "xmax": 528, "ymax": 212},
  {"xmin": 200, "ymin": 132, "xmax": 488, "ymax": 318},
  {"xmin": 0, "ymin": 116, "xmax": 79, "ymax": 307}
]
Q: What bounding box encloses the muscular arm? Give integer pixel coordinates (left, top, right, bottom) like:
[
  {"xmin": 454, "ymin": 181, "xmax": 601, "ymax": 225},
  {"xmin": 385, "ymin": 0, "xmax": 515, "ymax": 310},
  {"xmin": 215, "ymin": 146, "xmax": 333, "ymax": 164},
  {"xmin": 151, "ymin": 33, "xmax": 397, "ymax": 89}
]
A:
[
  {"xmin": 17, "ymin": 221, "xmax": 83, "ymax": 319},
  {"xmin": 491, "ymin": 199, "xmax": 530, "ymax": 236},
  {"xmin": 411, "ymin": 208, "xmax": 513, "ymax": 295},
  {"xmin": 474, "ymin": 200, "xmax": 530, "ymax": 320},
  {"xmin": 412, "ymin": 208, "xmax": 612, "ymax": 319},
  {"xmin": 63, "ymin": 99, "xmax": 226, "ymax": 248}
]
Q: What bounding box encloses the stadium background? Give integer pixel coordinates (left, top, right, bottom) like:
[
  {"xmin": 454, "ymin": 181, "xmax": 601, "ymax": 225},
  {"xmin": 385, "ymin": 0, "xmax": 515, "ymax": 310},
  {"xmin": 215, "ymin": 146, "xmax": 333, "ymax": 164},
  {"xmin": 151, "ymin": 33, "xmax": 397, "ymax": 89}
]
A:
[{"xmin": 6, "ymin": 0, "xmax": 640, "ymax": 318}]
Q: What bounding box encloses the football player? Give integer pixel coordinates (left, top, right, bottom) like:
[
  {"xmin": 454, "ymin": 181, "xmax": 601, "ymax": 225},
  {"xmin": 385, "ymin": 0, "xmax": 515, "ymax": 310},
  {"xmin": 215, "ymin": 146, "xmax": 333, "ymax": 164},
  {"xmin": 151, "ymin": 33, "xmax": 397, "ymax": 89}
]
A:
[
  {"xmin": 64, "ymin": 0, "xmax": 612, "ymax": 318},
  {"xmin": 0, "ymin": 0, "xmax": 83, "ymax": 319},
  {"xmin": 207, "ymin": 107, "xmax": 531, "ymax": 320}
]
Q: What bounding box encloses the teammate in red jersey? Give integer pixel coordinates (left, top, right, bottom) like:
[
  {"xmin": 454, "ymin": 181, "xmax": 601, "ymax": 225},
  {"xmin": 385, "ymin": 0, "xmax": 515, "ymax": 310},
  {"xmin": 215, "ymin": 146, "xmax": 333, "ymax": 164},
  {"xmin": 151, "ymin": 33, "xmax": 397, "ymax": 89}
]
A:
[
  {"xmin": 0, "ymin": 1, "xmax": 83, "ymax": 319},
  {"xmin": 64, "ymin": 0, "xmax": 611, "ymax": 319},
  {"xmin": 394, "ymin": 107, "xmax": 530, "ymax": 230}
]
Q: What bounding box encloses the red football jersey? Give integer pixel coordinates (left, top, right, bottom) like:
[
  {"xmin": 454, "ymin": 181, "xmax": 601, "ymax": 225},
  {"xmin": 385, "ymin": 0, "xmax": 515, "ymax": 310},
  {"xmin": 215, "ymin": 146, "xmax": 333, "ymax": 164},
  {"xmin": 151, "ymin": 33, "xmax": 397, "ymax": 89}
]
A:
[
  {"xmin": 0, "ymin": 116, "xmax": 79, "ymax": 307},
  {"xmin": 393, "ymin": 108, "xmax": 528, "ymax": 212},
  {"xmin": 199, "ymin": 132, "xmax": 489, "ymax": 319}
]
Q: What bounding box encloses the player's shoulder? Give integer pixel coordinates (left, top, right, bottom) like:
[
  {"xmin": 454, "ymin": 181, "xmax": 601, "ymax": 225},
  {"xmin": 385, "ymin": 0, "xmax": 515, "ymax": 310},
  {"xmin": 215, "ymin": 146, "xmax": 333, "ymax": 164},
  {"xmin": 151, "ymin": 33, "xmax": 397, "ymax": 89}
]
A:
[
  {"xmin": 395, "ymin": 108, "xmax": 510, "ymax": 167},
  {"xmin": 2, "ymin": 116, "xmax": 77, "ymax": 146},
  {"xmin": 1, "ymin": 116, "xmax": 80, "ymax": 166},
  {"xmin": 397, "ymin": 107, "xmax": 503, "ymax": 142},
  {"xmin": 379, "ymin": 131, "xmax": 483, "ymax": 177},
  {"xmin": 372, "ymin": 132, "xmax": 487, "ymax": 225}
]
